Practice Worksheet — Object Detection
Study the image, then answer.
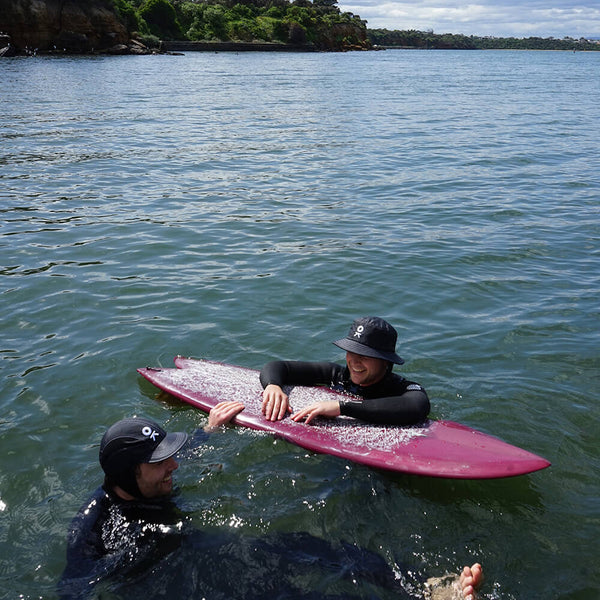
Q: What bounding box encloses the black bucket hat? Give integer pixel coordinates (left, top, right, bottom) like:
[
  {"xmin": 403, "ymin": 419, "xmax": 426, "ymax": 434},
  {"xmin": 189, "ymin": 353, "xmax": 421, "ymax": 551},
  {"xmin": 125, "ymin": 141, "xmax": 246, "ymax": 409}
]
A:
[
  {"xmin": 99, "ymin": 417, "xmax": 188, "ymax": 495},
  {"xmin": 333, "ymin": 316, "xmax": 405, "ymax": 365}
]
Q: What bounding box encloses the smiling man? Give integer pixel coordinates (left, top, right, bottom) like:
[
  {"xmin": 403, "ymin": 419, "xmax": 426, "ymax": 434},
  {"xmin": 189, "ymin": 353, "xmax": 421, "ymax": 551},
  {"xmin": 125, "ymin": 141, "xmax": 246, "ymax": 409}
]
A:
[
  {"xmin": 99, "ymin": 416, "xmax": 189, "ymax": 500},
  {"xmin": 260, "ymin": 316, "xmax": 430, "ymax": 425}
]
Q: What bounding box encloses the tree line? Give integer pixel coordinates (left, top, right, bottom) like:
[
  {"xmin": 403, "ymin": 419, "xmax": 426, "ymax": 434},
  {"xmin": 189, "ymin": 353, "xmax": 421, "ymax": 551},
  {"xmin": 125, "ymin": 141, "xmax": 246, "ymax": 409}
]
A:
[
  {"xmin": 110, "ymin": 0, "xmax": 599, "ymax": 52},
  {"xmin": 367, "ymin": 29, "xmax": 600, "ymax": 51}
]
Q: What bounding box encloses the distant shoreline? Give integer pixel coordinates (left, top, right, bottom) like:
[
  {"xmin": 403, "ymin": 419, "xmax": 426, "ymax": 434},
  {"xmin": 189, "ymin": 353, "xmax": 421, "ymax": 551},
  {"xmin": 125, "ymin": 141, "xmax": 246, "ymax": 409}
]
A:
[
  {"xmin": 162, "ymin": 41, "xmax": 597, "ymax": 54},
  {"xmin": 377, "ymin": 46, "xmax": 598, "ymax": 52}
]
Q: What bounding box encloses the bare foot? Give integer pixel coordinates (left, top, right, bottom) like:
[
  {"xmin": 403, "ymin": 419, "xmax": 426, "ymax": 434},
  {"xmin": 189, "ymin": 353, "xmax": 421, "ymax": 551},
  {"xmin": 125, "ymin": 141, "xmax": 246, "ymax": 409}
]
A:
[{"xmin": 459, "ymin": 563, "xmax": 483, "ymax": 599}]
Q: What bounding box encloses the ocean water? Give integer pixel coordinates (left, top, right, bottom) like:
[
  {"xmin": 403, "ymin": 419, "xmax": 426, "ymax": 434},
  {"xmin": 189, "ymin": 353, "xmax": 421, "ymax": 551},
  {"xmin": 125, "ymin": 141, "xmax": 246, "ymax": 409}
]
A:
[{"xmin": 0, "ymin": 49, "xmax": 598, "ymax": 599}]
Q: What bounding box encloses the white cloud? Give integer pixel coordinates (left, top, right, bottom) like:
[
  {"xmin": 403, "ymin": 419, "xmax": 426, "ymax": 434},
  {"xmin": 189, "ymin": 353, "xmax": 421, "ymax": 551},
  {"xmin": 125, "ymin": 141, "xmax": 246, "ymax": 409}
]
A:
[{"xmin": 338, "ymin": 1, "xmax": 600, "ymax": 38}]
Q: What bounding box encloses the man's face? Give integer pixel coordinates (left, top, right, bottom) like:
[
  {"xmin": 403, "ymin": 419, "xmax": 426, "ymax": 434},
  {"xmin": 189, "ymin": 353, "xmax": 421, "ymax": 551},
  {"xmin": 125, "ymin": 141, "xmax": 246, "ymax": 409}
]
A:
[
  {"xmin": 346, "ymin": 352, "xmax": 388, "ymax": 387},
  {"xmin": 136, "ymin": 456, "xmax": 179, "ymax": 499}
]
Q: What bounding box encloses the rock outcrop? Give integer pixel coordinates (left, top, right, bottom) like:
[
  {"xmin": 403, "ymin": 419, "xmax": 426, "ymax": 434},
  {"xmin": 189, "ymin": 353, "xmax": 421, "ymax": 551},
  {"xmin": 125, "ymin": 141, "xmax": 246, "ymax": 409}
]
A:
[
  {"xmin": 315, "ymin": 21, "xmax": 371, "ymax": 51},
  {"xmin": 0, "ymin": 0, "xmax": 145, "ymax": 54}
]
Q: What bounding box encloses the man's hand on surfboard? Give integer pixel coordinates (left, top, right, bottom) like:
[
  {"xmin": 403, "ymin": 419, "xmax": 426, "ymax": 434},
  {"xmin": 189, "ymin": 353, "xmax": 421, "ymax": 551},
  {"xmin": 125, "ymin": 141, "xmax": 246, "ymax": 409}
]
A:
[
  {"xmin": 205, "ymin": 401, "xmax": 245, "ymax": 431},
  {"xmin": 292, "ymin": 401, "xmax": 341, "ymax": 425},
  {"xmin": 262, "ymin": 384, "xmax": 292, "ymax": 421}
]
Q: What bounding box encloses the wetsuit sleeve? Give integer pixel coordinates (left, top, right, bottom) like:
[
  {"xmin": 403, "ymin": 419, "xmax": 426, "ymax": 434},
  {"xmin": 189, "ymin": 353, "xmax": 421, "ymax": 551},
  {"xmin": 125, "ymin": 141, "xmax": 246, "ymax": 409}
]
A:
[
  {"xmin": 339, "ymin": 389, "xmax": 430, "ymax": 426},
  {"xmin": 260, "ymin": 361, "xmax": 342, "ymax": 389}
]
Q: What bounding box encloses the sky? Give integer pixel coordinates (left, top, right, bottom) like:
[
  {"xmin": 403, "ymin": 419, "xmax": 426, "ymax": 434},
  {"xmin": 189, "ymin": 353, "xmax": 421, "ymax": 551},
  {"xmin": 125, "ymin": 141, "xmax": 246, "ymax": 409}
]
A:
[{"xmin": 336, "ymin": 0, "xmax": 600, "ymax": 39}]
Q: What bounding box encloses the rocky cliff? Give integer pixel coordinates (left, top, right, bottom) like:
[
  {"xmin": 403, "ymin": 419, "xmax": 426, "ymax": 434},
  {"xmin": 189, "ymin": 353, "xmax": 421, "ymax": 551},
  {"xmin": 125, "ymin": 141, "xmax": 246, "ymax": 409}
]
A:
[
  {"xmin": 0, "ymin": 0, "xmax": 143, "ymax": 54},
  {"xmin": 316, "ymin": 21, "xmax": 370, "ymax": 51}
]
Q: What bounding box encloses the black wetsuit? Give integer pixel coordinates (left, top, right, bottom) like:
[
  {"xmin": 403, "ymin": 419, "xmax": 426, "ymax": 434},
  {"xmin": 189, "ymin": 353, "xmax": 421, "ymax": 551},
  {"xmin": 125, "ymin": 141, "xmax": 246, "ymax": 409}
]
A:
[
  {"xmin": 58, "ymin": 485, "xmax": 185, "ymax": 599},
  {"xmin": 260, "ymin": 360, "xmax": 430, "ymax": 425},
  {"xmin": 59, "ymin": 484, "xmax": 412, "ymax": 599}
]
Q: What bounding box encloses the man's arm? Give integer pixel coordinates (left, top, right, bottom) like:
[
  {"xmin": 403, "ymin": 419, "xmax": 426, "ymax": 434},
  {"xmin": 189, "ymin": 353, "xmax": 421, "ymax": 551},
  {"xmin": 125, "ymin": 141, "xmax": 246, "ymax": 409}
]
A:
[
  {"xmin": 339, "ymin": 389, "xmax": 430, "ymax": 425},
  {"xmin": 259, "ymin": 360, "xmax": 340, "ymax": 389}
]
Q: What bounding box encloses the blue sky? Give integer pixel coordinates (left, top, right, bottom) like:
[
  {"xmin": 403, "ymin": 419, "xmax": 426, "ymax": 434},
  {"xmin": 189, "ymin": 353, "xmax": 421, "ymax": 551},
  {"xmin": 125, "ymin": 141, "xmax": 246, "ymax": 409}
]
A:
[{"xmin": 336, "ymin": 0, "xmax": 600, "ymax": 38}]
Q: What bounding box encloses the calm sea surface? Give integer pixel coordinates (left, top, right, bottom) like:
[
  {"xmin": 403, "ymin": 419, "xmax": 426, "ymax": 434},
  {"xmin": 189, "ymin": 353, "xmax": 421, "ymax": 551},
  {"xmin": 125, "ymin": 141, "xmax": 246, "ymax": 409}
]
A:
[{"xmin": 1, "ymin": 49, "xmax": 599, "ymax": 599}]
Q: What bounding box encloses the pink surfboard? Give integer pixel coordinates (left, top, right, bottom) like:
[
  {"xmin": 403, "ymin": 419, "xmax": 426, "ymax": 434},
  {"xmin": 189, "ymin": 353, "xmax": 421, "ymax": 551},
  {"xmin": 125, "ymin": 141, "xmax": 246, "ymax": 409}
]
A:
[{"xmin": 137, "ymin": 357, "xmax": 550, "ymax": 479}]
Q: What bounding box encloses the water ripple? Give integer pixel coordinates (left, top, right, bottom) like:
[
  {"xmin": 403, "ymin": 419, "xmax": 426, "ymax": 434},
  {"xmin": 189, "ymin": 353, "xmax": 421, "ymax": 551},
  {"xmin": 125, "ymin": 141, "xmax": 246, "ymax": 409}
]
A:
[{"xmin": 0, "ymin": 50, "xmax": 599, "ymax": 600}]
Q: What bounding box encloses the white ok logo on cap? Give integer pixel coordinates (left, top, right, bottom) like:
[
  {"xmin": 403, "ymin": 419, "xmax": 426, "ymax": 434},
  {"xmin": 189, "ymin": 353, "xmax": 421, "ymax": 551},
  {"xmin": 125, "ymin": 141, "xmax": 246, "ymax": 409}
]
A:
[
  {"xmin": 142, "ymin": 426, "xmax": 159, "ymax": 441},
  {"xmin": 354, "ymin": 325, "xmax": 364, "ymax": 339}
]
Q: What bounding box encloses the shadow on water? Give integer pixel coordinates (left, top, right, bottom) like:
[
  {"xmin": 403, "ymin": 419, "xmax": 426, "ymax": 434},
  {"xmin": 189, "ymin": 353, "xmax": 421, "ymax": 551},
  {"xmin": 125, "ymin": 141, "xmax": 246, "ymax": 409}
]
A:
[
  {"xmin": 382, "ymin": 468, "xmax": 546, "ymax": 511},
  {"xmin": 110, "ymin": 531, "xmax": 415, "ymax": 600},
  {"xmin": 59, "ymin": 492, "xmax": 416, "ymax": 600}
]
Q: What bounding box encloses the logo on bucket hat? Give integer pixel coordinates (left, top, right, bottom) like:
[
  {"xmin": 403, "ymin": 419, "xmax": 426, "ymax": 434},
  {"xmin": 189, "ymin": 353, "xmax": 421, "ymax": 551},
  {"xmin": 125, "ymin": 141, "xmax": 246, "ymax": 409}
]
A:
[{"xmin": 333, "ymin": 317, "xmax": 404, "ymax": 364}]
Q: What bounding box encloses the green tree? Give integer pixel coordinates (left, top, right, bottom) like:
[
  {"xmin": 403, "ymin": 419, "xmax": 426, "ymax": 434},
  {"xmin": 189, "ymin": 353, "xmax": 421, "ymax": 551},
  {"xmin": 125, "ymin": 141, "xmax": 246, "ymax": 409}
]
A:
[
  {"xmin": 203, "ymin": 5, "xmax": 230, "ymax": 40},
  {"xmin": 287, "ymin": 21, "xmax": 306, "ymax": 44},
  {"xmin": 139, "ymin": 0, "xmax": 183, "ymax": 39},
  {"xmin": 177, "ymin": 1, "xmax": 203, "ymax": 33},
  {"xmin": 112, "ymin": 0, "xmax": 142, "ymax": 32}
]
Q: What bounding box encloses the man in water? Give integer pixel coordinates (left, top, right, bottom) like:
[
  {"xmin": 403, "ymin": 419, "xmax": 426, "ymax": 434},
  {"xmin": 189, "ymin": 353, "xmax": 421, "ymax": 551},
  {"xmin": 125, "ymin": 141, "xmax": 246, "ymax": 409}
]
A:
[
  {"xmin": 60, "ymin": 410, "xmax": 483, "ymax": 600},
  {"xmin": 59, "ymin": 402, "xmax": 245, "ymax": 599},
  {"xmin": 261, "ymin": 316, "xmax": 430, "ymax": 425}
]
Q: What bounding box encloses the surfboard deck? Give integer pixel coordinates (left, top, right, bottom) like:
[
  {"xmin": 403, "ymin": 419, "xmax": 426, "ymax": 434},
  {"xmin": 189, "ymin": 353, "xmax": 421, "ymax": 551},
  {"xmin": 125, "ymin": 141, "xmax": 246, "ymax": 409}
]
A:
[{"xmin": 137, "ymin": 357, "xmax": 550, "ymax": 479}]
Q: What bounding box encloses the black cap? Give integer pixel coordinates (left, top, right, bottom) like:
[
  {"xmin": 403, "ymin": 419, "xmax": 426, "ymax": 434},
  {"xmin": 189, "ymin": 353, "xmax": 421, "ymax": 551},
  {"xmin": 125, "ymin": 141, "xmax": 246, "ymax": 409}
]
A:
[
  {"xmin": 99, "ymin": 417, "xmax": 188, "ymax": 479},
  {"xmin": 333, "ymin": 316, "xmax": 405, "ymax": 365}
]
